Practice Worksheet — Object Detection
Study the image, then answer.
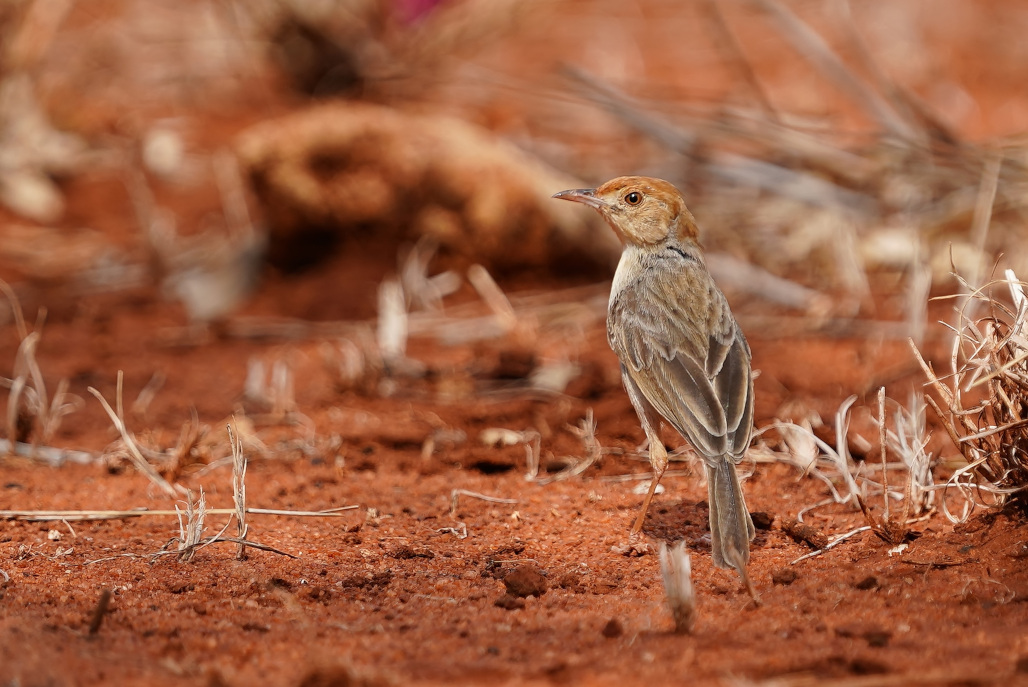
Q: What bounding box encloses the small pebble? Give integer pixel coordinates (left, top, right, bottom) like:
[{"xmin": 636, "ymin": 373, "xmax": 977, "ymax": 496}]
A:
[
  {"xmin": 601, "ymin": 618, "xmax": 623, "ymax": 638},
  {"xmin": 854, "ymin": 575, "xmax": 880, "ymax": 591},
  {"xmin": 493, "ymin": 594, "xmax": 525, "ymax": 610},
  {"xmin": 503, "ymin": 565, "xmax": 548, "ymax": 598},
  {"xmin": 771, "ymin": 568, "xmax": 798, "ymax": 586}
]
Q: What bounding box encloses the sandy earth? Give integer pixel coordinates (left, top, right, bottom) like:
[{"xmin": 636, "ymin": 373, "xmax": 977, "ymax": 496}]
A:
[{"xmin": 4, "ymin": 1, "xmax": 1028, "ymax": 686}]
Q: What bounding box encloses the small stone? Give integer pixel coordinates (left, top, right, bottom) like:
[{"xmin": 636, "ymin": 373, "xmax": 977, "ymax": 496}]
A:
[
  {"xmin": 611, "ymin": 541, "xmax": 654, "ymax": 557},
  {"xmin": 601, "ymin": 618, "xmax": 623, "ymax": 638},
  {"xmin": 865, "ymin": 630, "xmax": 891, "ymax": 648},
  {"xmin": 854, "ymin": 575, "xmax": 880, "ymax": 591},
  {"xmin": 494, "ymin": 593, "xmax": 525, "ymax": 610},
  {"xmin": 503, "ymin": 565, "xmax": 548, "ymax": 598},
  {"xmin": 558, "ymin": 572, "xmax": 580, "ymax": 587},
  {"xmin": 389, "ymin": 545, "xmax": 435, "ymax": 560},
  {"xmin": 771, "ymin": 568, "xmax": 798, "ymax": 586},
  {"xmin": 589, "ymin": 577, "xmax": 621, "ymax": 595},
  {"xmin": 1015, "ymin": 656, "xmax": 1028, "ymax": 674}
]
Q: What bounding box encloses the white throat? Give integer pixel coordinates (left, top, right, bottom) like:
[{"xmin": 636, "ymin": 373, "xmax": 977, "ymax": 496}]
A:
[{"xmin": 609, "ymin": 245, "xmax": 645, "ymax": 306}]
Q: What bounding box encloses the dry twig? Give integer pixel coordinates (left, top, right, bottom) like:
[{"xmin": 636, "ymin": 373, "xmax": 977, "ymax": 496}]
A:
[
  {"xmin": 229, "ymin": 423, "xmax": 248, "ymax": 560},
  {"xmin": 449, "ymin": 489, "xmax": 517, "ymax": 517},
  {"xmin": 88, "ymin": 372, "xmax": 178, "ymax": 498}
]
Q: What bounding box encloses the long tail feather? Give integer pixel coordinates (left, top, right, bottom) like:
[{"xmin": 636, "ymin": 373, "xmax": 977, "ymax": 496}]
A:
[{"xmin": 706, "ymin": 460, "xmax": 754, "ymax": 573}]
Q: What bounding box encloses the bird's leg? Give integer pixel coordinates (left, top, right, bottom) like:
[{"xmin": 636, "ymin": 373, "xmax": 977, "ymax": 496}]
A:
[{"xmin": 631, "ymin": 428, "xmax": 668, "ymax": 535}]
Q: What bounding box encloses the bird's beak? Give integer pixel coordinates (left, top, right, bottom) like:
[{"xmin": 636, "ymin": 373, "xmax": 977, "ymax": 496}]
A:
[{"xmin": 552, "ymin": 188, "xmax": 606, "ymax": 210}]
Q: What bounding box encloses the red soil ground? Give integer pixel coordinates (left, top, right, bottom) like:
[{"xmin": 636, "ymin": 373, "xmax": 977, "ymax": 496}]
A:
[{"xmin": 4, "ymin": 2, "xmax": 1028, "ymax": 686}]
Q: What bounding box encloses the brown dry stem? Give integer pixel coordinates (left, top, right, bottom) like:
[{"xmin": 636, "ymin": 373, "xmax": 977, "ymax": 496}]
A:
[{"xmin": 911, "ymin": 271, "xmax": 1028, "ymax": 520}]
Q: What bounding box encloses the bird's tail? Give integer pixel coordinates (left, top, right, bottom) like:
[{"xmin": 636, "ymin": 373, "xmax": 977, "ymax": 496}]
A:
[{"xmin": 706, "ymin": 460, "xmax": 755, "ymax": 575}]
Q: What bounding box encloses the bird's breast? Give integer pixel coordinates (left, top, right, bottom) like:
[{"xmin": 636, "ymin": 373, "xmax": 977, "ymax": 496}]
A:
[{"xmin": 609, "ymin": 247, "xmax": 644, "ymax": 308}]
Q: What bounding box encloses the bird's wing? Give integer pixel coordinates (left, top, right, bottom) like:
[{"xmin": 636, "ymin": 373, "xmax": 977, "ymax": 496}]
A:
[{"xmin": 608, "ymin": 256, "xmax": 753, "ymax": 461}]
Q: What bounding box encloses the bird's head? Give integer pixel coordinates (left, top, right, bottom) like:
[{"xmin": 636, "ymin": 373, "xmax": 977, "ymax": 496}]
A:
[{"xmin": 552, "ymin": 176, "xmax": 699, "ymax": 247}]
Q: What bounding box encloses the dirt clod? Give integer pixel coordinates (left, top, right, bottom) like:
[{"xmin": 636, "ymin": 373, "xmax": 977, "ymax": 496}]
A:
[
  {"xmin": 503, "ymin": 565, "xmax": 548, "ymax": 598},
  {"xmin": 771, "ymin": 568, "xmax": 798, "ymax": 585},
  {"xmin": 611, "ymin": 541, "xmax": 654, "ymax": 556},
  {"xmin": 853, "ymin": 575, "xmax": 880, "ymax": 591},
  {"xmin": 494, "ymin": 593, "xmax": 526, "ymax": 610},
  {"xmin": 339, "ymin": 570, "xmax": 393, "ymax": 589},
  {"xmin": 601, "ymin": 618, "xmax": 623, "ymax": 638},
  {"xmin": 557, "ymin": 572, "xmax": 585, "ymax": 593},
  {"xmin": 389, "ymin": 545, "xmax": 435, "ymax": 560}
]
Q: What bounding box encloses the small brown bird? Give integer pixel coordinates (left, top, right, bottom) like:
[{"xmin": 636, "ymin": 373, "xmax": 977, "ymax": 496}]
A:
[{"xmin": 554, "ymin": 176, "xmax": 756, "ymax": 592}]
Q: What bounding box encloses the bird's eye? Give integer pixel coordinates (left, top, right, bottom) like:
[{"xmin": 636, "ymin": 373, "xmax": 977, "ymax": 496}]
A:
[{"xmin": 624, "ymin": 192, "xmax": 642, "ymax": 205}]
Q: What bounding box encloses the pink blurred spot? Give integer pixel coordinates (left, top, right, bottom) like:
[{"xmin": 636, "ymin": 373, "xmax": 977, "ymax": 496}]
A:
[{"xmin": 395, "ymin": 0, "xmax": 445, "ymax": 25}]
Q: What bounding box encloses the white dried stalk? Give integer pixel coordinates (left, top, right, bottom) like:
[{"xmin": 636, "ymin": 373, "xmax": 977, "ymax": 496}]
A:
[
  {"xmin": 1008, "ymin": 268, "xmax": 1027, "ymax": 317},
  {"xmin": 243, "ymin": 357, "xmax": 265, "ymax": 403},
  {"xmin": 759, "ymin": 391, "xmax": 925, "ymax": 517},
  {"xmin": 1, "ymin": 327, "xmax": 79, "ymax": 450},
  {"xmin": 2, "ymin": 506, "xmax": 358, "ymax": 521},
  {"xmin": 5, "ymin": 374, "xmax": 26, "ymax": 446},
  {"xmin": 176, "ymin": 488, "xmax": 207, "ymax": 562},
  {"xmin": 536, "ymin": 410, "xmax": 602, "ymax": 484},
  {"xmin": 867, "ymin": 389, "xmax": 936, "ymax": 521},
  {"xmin": 753, "ymin": 422, "xmax": 845, "ymax": 505},
  {"xmin": 467, "ymin": 264, "xmax": 517, "ymax": 333},
  {"xmin": 131, "ymin": 371, "xmax": 166, "ymax": 418},
  {"xmin": 448, "ymin": 489, "xmax": 517, "ymax": 517},
  {"xmin": 0, "ymin": 279, "xmax": 27, "ymax": 340},
  {"xmin": 659, "ymin": 541, "xmax": 696, "ymax": 634},
  {"xmin": 479, "ymin": 427, "xmax": 542, "ymax": 480},
  {"xmin": 377, "ymin": 278, "xmax": 408, "ymax": 365},
  {"xmin": 213, "ymin": 149, "xmax": 254, "ymax": 241},
  {"xmin": 912, "ymin": 270, "xmax": 1028, "ymax": 521},
  {"xmin": 229, "ymin": 423, "xmax": 248, "ymax": 560},
  {"xmin": 244, "ymin": 355, "xmax": 297, "ymax": 418},
  {"xmin": 88, "ymin": 372, "xmax": 177, "ymax": 497},
  {"xmin": 269, "ymin": 358, "xmax": 296, "ymax": 417},
  {"xmin": 906, "ymin": 239, "xmax": 932, "ymax": 346},
  {"xmin": 399, "ymin": 238, "xmax": 460, "ymax": 312},
  {"xmin": 894, "ymin": 393, "xmax": 935, "ymax": 518},
  {"xmin": 748, "ymin": 0, "xmax": 917, "ymax": 140},
  {"xmin": 777, "ymin": 417, "xmax": 819, "ymax": 472},
  {"xmin": 964, "ymin": 153, "xmax": 1002, "ymax": 301},
  {"xmin": 325, "ymin": 338, "xmax": 368, "ymax": 389},
  {"xmin": 831, "ymin": 395, "xmax": 863, "ymax": 504},
  {"xmin": 877, "ymin": 387, "xmax": 890, "ymax": 520}
]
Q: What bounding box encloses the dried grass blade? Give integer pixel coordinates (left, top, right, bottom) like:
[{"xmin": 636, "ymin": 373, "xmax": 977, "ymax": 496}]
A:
[{"xmin": 88, "ymin": 375, "xmax": 178, "ymax": 498}]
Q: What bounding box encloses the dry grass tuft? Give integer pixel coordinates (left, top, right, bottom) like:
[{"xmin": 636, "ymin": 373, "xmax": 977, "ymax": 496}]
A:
[
  {"xmin": 758, "ymin": 387, "xmax": 935, "ymax": 551},
  {"xmin": 0, "ymin": 279, "xmax": 82, "ymax": 455},
  {"xmin": 912, "ymin": 270, "xmax": 1028, "ymax": 519},
  {"xmin": 229, "ymin": 423, "xmax": 248, "ymax": 560},
  {"xmin": 88, "ymin": 372, "xmax": 179, "ymax": 497},
  {"xmin": 175, "ymin": 488, "xmax": 207, "ymax": 562},
  {"xmin": 658, "ymin": 541, "xmax": 696, "ymax": 634}
]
